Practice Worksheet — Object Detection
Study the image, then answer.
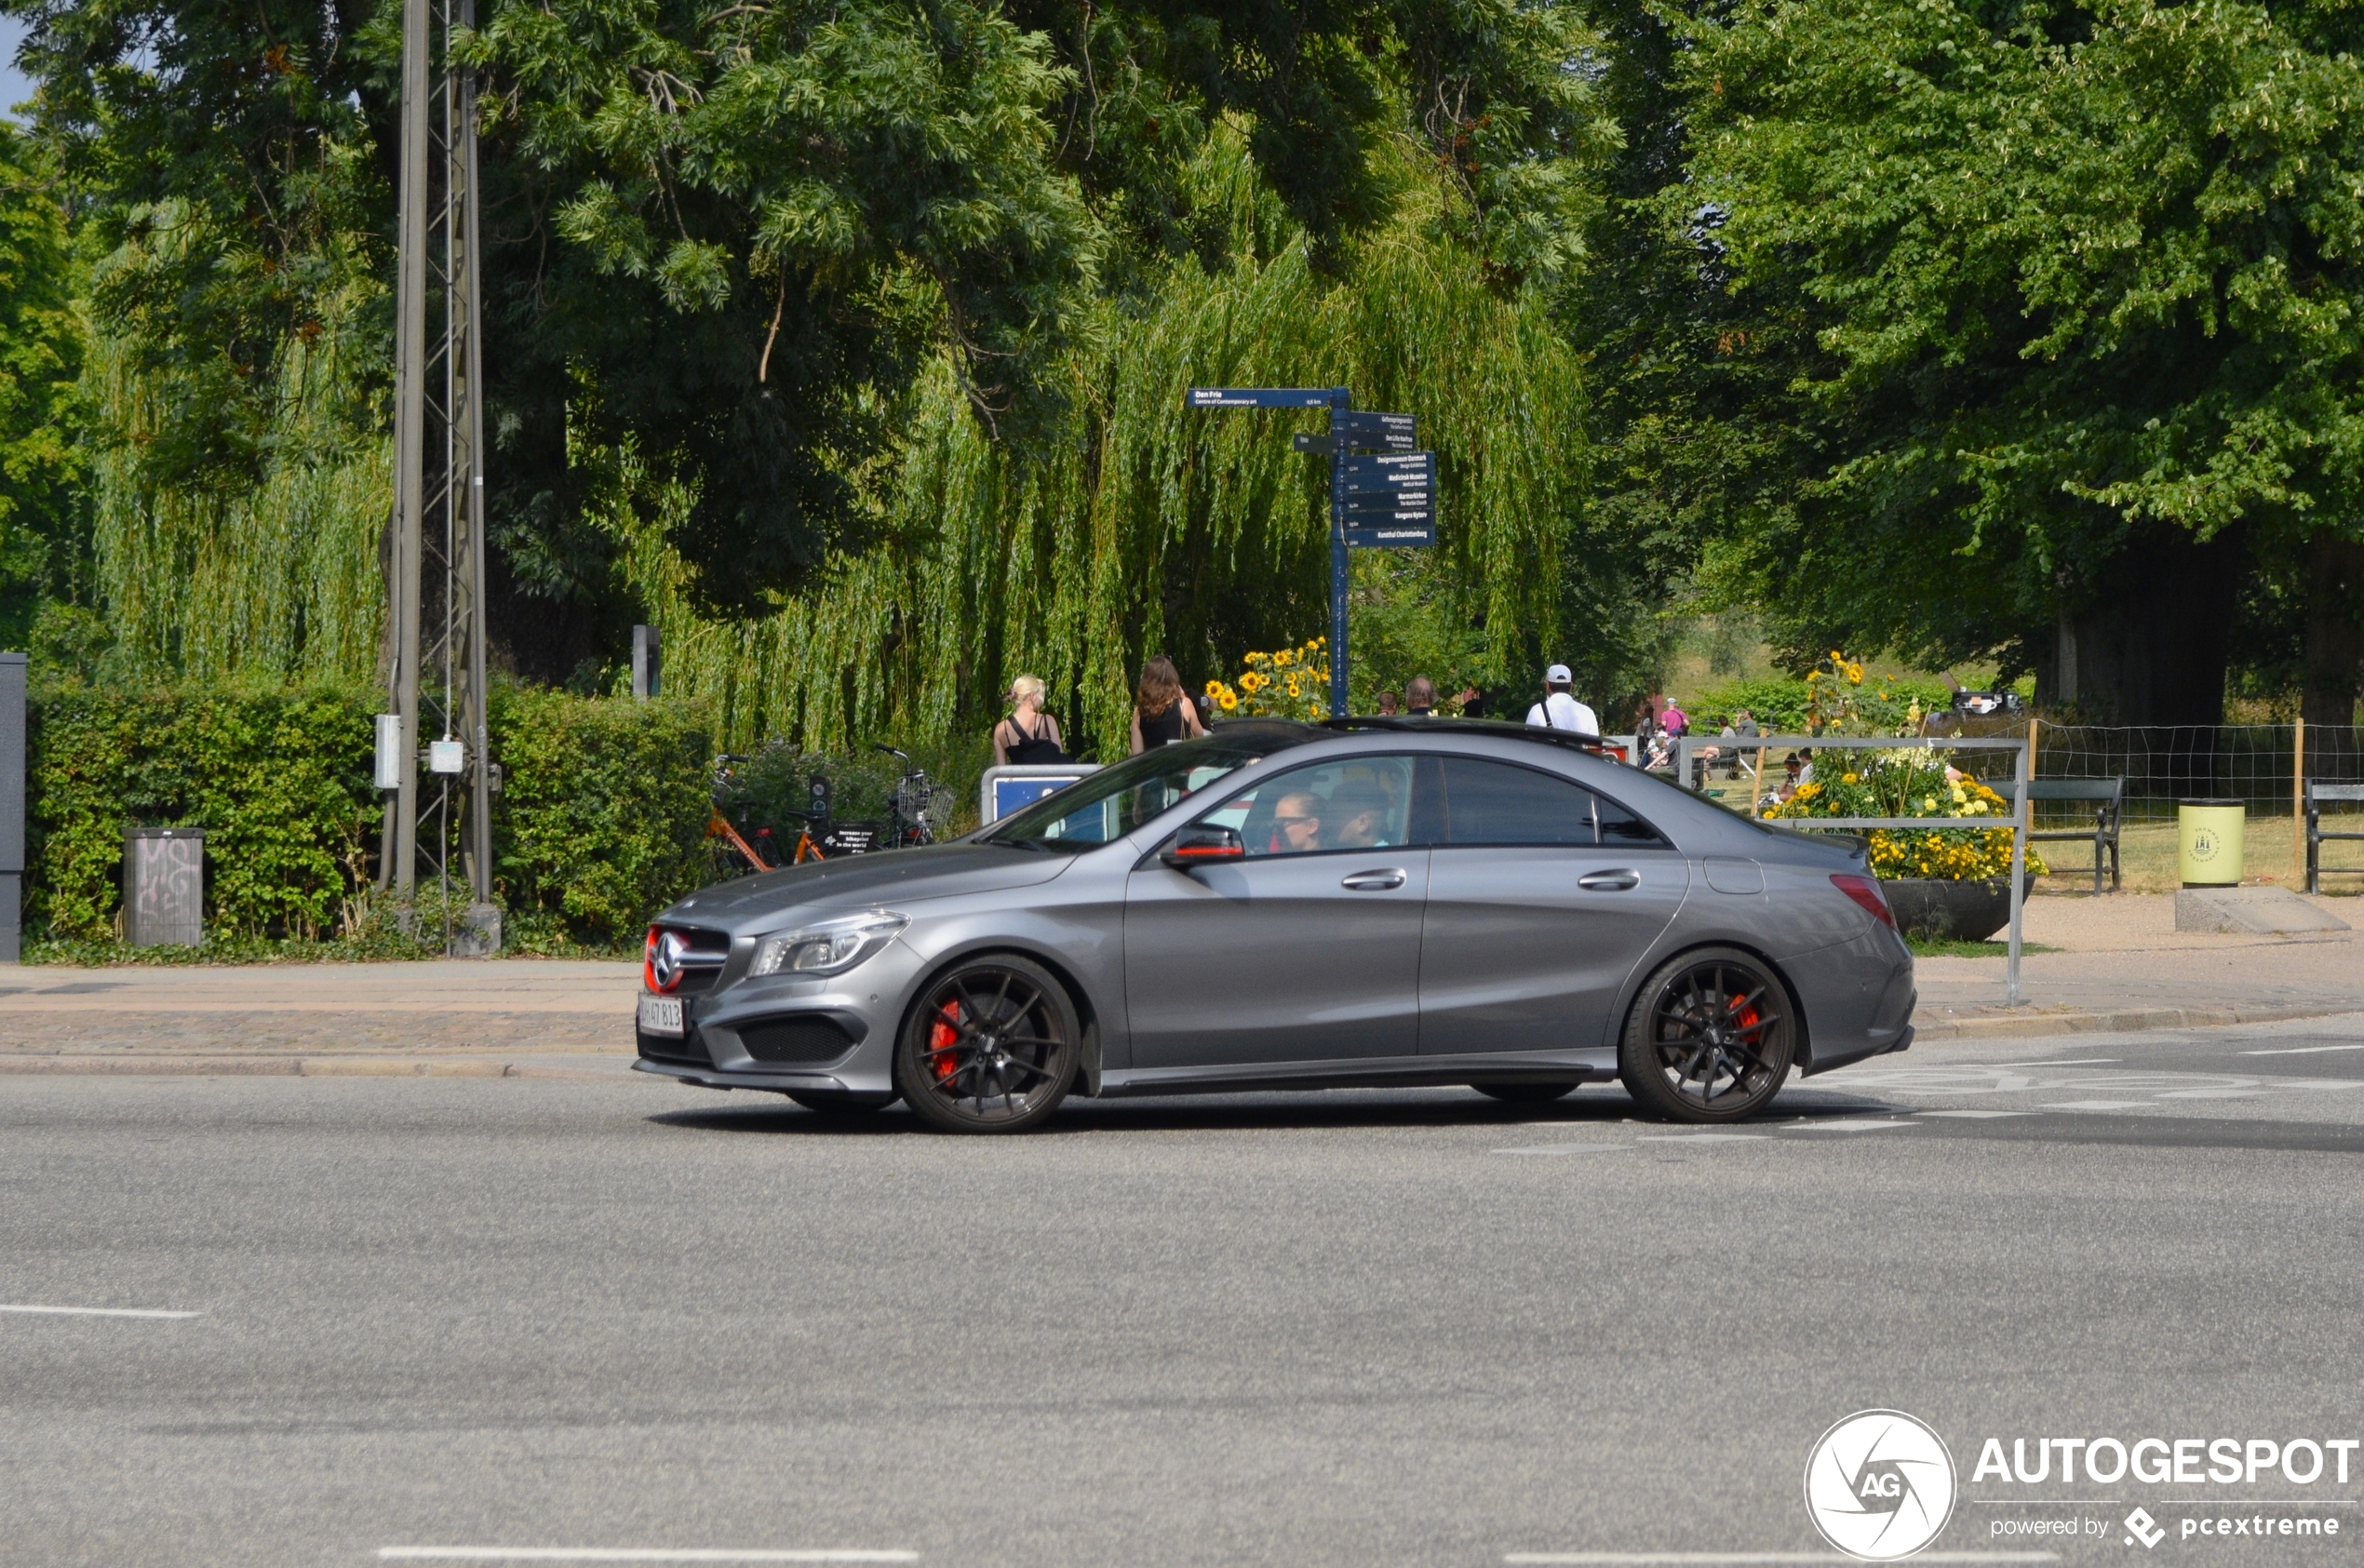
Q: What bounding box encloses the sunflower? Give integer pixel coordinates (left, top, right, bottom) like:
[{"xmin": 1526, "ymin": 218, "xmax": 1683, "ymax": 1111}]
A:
[{"xmin": 1217, "ymin": 689, "xmax": 1238, "ymax": 712}]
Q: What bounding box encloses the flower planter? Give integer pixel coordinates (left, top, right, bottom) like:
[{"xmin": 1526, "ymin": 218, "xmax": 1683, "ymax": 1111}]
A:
[{"xmin": 1879, "ymin": 876, "xmax": 2034, "ymax": 942}]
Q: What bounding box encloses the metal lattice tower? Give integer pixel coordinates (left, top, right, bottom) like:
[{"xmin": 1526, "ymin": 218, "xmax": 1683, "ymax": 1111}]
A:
[{"xmin": 384, "ymin": 0, "xmax": 494, "ymax": 940}]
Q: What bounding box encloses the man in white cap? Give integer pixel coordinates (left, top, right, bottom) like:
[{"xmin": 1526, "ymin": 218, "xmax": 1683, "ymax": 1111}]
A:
[{"xmin": 1525, "ymin": 663, "xmax": 1599, "ymax": 735}]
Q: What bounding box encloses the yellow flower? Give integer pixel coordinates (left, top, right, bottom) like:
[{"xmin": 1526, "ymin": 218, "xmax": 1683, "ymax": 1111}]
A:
[
  {"xmin": 1203, "ymin": 680, "xmax": 1222, "ymax": 698},
  {"xmin": 1286, "ymin": 678, "xmax": 1301, "ymax": 698},
  {"xmin": 1217, "ymin": 690, "xmax": 1238, "ymax": 712},
  {"xmin": 1847, "ymin": 663, "xmax": 1864, "ymax": 684},
  {"xmin": 1240, "ymin": 671, "xmax": 1265, "ymax": 693},
  {"xmin": 1273, "ymin": 650, "xmax": 1294, "ymax": 667},
  {"xmin": 1923, "ymin": 797, "xmax": 1938, "ymax": 811},
  {"xmin": 1842, "ymin": 772, "xmax": 1860, "ymax": 784}
]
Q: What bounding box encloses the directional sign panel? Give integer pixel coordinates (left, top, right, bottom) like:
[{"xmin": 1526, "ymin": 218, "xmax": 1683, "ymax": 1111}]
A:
[
  {"xmin": 1347, "ymin": 521, "xmax": 1436, "ymax": 548},
  {"xmin": 1334, "ymin": 411, "xmax": 1416, "ymax": 451},
  {"xmin": 1188, "ymin": 387, "xmax": 1336, "ymax": 409},
  {"xmin": 1345, "ymin": 497, "xmax": 1432, "ymax": 522},
  {"xmin": 1341, "ymin": 452, "xmax": 1435, "ymax": 489}
]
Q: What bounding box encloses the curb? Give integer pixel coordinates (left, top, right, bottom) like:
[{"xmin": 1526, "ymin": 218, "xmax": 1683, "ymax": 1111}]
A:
[
  {"xmin": 0, "ymin": 1054, "xmax": 633, "ymax": 1079},
  {"xmin": 1914, "ymin": 1000, "xmax": 2364, "ymax": 1042}
]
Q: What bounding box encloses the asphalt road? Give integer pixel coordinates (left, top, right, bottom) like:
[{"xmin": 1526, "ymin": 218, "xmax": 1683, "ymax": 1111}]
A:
[{"xmin": 7, "ymin": 1013, "xmax": 2364, "ymax": 1568}]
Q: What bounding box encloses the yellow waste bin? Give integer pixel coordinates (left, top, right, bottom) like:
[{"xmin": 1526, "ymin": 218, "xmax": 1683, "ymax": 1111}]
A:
[{"xmin": 2179, "ymin": 799, "xmax": 2245, "ymax": 886}]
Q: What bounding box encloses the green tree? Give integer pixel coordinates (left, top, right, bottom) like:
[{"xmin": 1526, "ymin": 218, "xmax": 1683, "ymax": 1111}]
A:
[
  {"xmin": 1668, "ymin": 0, "xmax": 2364, "ymax": 723},
  {"xmin": 0, "ymin": 123, "xmax": 87, "ymax": 650}
]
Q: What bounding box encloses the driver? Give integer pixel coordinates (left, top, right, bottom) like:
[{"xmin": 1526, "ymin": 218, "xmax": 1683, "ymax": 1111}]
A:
[{"xmin": 1322, "ymin": 787, "xmax": 1392, "ymax": 850}]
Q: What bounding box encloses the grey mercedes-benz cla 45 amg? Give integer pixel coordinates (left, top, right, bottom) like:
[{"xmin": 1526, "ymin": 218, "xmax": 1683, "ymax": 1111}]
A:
[{"xmin": 634, "ymin": 717, "xmax": 1916, "ymax": 1132}]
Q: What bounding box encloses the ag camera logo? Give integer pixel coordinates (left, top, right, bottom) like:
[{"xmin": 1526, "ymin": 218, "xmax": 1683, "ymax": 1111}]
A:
[{"xmin": 1805, "ymin": 1410, "xmax": 1958, "ymax": 1561}]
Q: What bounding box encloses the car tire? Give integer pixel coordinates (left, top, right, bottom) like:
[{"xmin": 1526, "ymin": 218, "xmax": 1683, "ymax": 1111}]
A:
[
  {"xmin": 894, "ymin": 954, "xmax": 1080, "ymax": 1134},
  {"xmin": 1470, "ymin": 1082, "xmax": 1580, "ymax": 1105},
  {"xmin": 786, "ymin": 1091, "xmax": 897, "ymax": 1117},
  {"xmin": 1618, "ymin": 946, "xmax": 1796, "ymax": 1123}
]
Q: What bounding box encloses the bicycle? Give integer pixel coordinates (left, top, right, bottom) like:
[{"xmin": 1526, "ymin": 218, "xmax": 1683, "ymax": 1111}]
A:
[
  {"xmin": 874, "ymin": 744, "xmax": 953, "ymax": 848},
  {"xmin": 707, "ymin": 755, "xmax": 776, "ymax": 878}
]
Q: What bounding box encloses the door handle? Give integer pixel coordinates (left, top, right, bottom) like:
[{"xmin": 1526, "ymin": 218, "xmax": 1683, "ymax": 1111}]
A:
[
  {"xmin": 1340, "ymin": 868, "xmax": 1407, "ymax": 891},
  {"xmin": 1578, "ymin": 869, "xmax": 1641, "ymax": 891}
]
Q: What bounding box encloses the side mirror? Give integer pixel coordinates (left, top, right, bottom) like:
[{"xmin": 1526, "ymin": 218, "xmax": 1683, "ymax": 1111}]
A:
[{"xmin": 1162, "ymin": 823, "xmax": 1245, "ymax": 869}]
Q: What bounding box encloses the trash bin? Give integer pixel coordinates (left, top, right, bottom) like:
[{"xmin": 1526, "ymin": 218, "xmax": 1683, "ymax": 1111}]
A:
[
  {"xmin": 125, "ymin": 826, "xmax": 204, "ymax": 946},
  {"xmin": 2178, "ymin": 799, "xmax": 2245, "ymax": 886}
]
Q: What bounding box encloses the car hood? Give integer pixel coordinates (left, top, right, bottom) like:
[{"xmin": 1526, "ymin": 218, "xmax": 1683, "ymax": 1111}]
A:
[{"xmin": 660, "ymin": 843, "xmax": 1072, "ymax": 931}]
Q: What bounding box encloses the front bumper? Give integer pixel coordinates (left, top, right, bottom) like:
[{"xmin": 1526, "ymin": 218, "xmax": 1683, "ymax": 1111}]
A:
[{"xmin": 633, "ymin": 938, "xmax": 921, "ymax": 1094}]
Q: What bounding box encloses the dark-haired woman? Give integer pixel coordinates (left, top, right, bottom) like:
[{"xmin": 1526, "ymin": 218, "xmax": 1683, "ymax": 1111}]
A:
[{"xmin": 1129, "ymin": 656, "xmax": 1206, "ymax": 754}]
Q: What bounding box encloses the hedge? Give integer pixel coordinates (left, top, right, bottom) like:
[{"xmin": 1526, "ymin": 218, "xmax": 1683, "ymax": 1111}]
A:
[{"xmin": 24, "ymin": 683, "xmax": 716, "ymax": 948}]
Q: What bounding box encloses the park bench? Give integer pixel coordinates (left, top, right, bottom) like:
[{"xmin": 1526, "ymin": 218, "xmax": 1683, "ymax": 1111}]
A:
[
  {"xmin": 2025, "ymin": 777, "xmax": 2124, "ymax": 894},
  {"xmin": 2305, "ymin": 782, "xmax": 2364, "ymax": 894}
]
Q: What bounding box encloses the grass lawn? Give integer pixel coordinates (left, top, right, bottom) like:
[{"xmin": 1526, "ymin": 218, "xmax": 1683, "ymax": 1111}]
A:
[{"xmin": 1904, "ymin": 936, "xmax": 2059, "ymax": 958}]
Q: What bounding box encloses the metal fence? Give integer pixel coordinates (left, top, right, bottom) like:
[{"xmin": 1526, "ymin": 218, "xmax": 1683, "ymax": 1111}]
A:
[{"xmin": 2025, "ymin": 723, "xmax": 2362, "ymax": 824}]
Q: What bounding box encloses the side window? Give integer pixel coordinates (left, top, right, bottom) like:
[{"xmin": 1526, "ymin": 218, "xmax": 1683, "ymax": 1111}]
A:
[
  {"xmin": 1204, "ymin": 757, "xmax": 1419, "ymax": 857},
  {"xmin": 1437, "ymin": 757, "xmax": 1668, "ymax": 848}
]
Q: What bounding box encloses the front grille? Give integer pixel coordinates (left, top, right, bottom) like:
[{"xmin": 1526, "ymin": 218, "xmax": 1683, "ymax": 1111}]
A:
[
  {"xmin": 638, "ymin": 1026, "xmax": 712, "ymax": 1066},
  {"xmin": 739, "ymin": 1015, "xmax": 856, "ymax": 1065},
  {"xmin": 650, "ymin": 926, "xmax": 730, "ymax": 996}
]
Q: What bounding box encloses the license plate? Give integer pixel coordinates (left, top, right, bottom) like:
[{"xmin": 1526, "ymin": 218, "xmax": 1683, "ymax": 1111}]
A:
[{"xmin": 638, "ymin": 994, "xmax": 685, "ymax": 1038}]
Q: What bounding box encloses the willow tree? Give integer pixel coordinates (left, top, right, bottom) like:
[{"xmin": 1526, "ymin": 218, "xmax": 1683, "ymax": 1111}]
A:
[{"xmin": 607, "ymin": 138, "xmax": 1591, "ymax": 757}]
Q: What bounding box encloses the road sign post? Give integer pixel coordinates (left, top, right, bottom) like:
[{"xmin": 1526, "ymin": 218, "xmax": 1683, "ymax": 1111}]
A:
[{"xmin": 1187, "ymin": 387, "xmax": 1437, "ymax": 718}]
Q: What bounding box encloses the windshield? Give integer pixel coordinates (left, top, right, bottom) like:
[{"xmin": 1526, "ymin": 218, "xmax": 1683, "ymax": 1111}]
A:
[{"xmin": 983, "ymin": 731, "xmax": 1305, "ymax": 851}]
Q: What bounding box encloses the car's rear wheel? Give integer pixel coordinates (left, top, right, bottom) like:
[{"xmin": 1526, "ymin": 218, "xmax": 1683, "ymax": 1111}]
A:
[
  {"xmin": 786, "ymin": 1091, "xmax": 897, "ymax": 1117},
  {"xmin": 1618, "ymin": 947, "xmax": 1795, "ymax": 1122},
  {"xmin": 895, "ymin": 956, "xmax": 1079, "ymax": 1133},
  {"xmin": 1470, "ymin": 1082, "xmax": 1580, "ymax": 1105}
]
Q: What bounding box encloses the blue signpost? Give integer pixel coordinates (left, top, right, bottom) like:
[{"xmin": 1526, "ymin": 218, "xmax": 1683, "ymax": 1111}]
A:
[{"xmin": 1186, "ymin": 387, "xmax": 1434, "ymax": 717}]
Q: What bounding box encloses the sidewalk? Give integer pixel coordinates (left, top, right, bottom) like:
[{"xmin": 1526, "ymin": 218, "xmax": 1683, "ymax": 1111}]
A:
[
  {"xmin": 1913, "ymin": 891, "xmax": 2364, "ymax": 1039},
  {"xmin": 0, "ymin": 895, "xmax": 2357, "ymax": 1075},
  {"xmin": 0, "ymin": 960, "xmax": 642, "ymax": 1078}
]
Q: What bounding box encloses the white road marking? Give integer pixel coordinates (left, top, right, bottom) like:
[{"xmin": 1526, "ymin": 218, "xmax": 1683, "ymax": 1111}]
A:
[
  {"xmin": 2039, "ymin": 1101, "xmax": 2152, "ymax": 1111},
  {"xmin": 1494, "ymin": 1145, "xmax": 1629, "ymax": 1156},
  {"xmin": 1634, "ymin": 1133, "xmax": 1768, "ymax": 1143},
  {"xmin": 2242, "ymin": 1042, "xmax": 2364, "ymax": 1055},
  {"xmin": 0, "ymin": 1304, "xmax": 202, "ymax": 1320},
  {"xmin": 1504, "ymin": 1554, "xmax": 2057, "ymax": 1564},
  {"xmin": 377, "ymin": 1552, "xmax": 919, "ymax": 1564},
  {"xmin": 1781, "ymin": 1121, "xmax": 1918, "ymax": 1133},
  {"xmin": 1995, "ymin": 1058, "xmax": 2120, "ymax": 1067},
  {"xmin": 2155, "ymin": 1088, "xmax": 2267, "ymax": 1099},
  {"xmin": 1917, "ymin": 1110, "xmax": 2028, "ymax": 1119}
]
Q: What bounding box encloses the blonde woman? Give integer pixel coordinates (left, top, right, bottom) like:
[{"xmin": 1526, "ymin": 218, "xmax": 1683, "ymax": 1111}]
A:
[
  {"xmin": 993, "ymin": 676, "xmax": 1068, "ymax": 766},
  {"xmin": 1129, "ymin": 655, "xmax": 1206, "ymax": 754}
]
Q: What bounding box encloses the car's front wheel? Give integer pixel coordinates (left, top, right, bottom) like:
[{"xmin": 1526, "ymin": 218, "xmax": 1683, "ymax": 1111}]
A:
[
  {"xmin": 1618, "ymin": 947, "xmax": 1796, "ymax": 1122},
  {"xmin": 895, "ymin": 955, "xmax": 1080, "ymax": 1133}
]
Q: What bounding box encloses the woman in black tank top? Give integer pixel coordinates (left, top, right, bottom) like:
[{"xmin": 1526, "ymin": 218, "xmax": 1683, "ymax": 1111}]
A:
[
  {"xmin": 993, "ymin": 676, "xmax": 1068, "ymax": 765},
  {"xmin": 1129, "ymin": 655, "xmax": 1205, "ymax": 754}
]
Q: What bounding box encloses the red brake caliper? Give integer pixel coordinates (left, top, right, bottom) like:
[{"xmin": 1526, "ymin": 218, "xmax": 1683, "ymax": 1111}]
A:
[
  {"xmin": 929, "ymin": 1000, "xmax": 962, "ymax": 1081},
  {"xmin": 1729, "ymin": 996, "xmax": 1761, "ymax": 1042}
]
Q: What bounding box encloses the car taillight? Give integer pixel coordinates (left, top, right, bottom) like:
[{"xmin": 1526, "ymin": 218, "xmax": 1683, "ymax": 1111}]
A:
[{"xmin": 1830, "ymin": 873, "xmax": 1897, "ymax": 931}]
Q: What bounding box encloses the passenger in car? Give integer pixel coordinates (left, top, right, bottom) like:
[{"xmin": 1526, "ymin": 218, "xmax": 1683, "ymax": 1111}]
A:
[{"xmin": 1268, "ymin": 791, "xmax": 1325, "ymax": 855}]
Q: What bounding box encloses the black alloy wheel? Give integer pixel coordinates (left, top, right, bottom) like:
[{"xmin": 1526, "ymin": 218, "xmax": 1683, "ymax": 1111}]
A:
[
  {"xmin": 894, "ymin": 955, "xmax": 1080, "ymax": 1133},
  {"xmin": 1471, "ymin": 1082, "xmax": 1580, "ymax": 1105},
  {"xmin": 1618, "ymin": 946, "xmax": 1796, "ymax": 1122}
]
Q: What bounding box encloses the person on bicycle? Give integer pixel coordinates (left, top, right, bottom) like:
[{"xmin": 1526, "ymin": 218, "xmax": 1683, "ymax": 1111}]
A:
[
  {"xmin": 994, "ymin": 676, "xmax": 1068, "ymax": 765},
  {"xmin": 1129, "ymin": 655, "xmax": 1206, "ymax": 754}
]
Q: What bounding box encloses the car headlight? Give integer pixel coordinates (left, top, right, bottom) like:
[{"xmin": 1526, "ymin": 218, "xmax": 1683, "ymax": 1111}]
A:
[{"xmin": 749, "ymin": 910, "xmax": 908, "ymax": 978}]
